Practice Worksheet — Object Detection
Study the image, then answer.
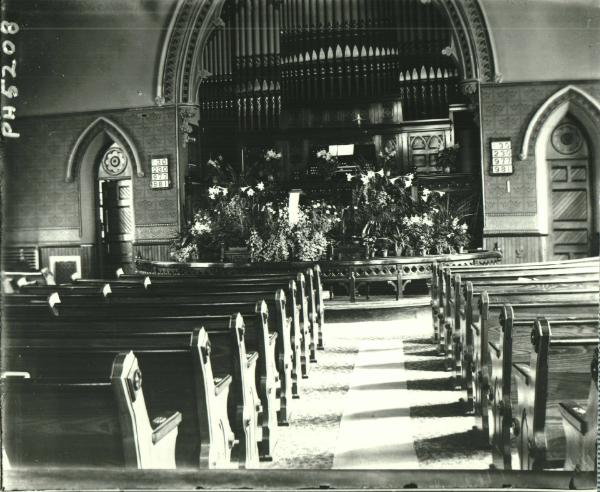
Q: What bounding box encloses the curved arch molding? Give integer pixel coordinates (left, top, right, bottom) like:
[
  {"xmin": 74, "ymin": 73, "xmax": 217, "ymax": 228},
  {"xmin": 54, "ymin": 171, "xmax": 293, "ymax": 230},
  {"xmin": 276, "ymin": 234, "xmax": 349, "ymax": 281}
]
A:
[
  {"xmin": 157, "ymin": 0, "xmax": 497, "ymax": 105},
  {"xmin": 519, "ymin": 86, "xmax": 600, "ymax": 161},
  {"xmin": 66, "ymin": 117, "xmax": 144, "ymax": 182}
]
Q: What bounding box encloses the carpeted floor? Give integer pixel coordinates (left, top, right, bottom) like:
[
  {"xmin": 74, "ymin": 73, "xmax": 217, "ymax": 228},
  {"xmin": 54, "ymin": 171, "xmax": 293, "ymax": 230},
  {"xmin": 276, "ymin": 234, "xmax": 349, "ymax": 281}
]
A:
[{"xmin": 261, "ymin": 305, "xmax": 492, "ymax": 469}]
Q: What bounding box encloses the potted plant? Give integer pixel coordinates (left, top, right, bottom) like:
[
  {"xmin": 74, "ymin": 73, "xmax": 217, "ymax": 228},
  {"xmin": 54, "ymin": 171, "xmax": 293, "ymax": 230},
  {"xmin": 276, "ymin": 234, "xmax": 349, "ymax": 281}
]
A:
[{"xmin": 436, "ymin": 144, "xmax": 460, "ymax": 173}]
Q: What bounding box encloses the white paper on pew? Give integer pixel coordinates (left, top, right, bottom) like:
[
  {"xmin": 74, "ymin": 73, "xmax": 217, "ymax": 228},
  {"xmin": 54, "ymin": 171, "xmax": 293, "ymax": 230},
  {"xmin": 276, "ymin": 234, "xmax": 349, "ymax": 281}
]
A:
[{"xmin": 516, "ymin": 277, "xmax": 537, "ymax": 282}]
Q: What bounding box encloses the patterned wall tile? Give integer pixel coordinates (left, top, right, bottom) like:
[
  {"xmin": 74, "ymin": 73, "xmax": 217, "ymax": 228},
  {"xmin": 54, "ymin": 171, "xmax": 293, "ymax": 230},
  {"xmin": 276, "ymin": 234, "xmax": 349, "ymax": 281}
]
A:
[
  {"xmin": 480, "ymin": 80, "xmax": 600, "ymax": 223},
  {"xmin": 5, "ymin": 106, "xmax": 180, "ymax": 243}
]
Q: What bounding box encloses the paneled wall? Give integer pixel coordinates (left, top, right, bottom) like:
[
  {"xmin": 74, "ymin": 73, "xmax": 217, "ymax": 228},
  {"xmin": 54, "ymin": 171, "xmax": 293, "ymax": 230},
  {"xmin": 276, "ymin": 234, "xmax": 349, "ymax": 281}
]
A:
[
  {"xmin": 4, "ymin": 106, "xmax": 182, "ymax": 274},
  {"xmin": 480, "ymin": 80, "xmax": 600, "ymax": 262}
]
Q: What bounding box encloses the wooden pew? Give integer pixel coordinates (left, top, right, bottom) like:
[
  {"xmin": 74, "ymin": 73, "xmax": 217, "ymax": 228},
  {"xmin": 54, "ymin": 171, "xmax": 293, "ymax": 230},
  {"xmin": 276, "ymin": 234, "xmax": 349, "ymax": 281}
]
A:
[
  {"xmin": 5, "ymin": 289, "xmax": 295, "ymax": 419},
  {"xmin": 130, "ymin": 261, "xmax": 325, "ymax": 338},
  {"xmin": 64, "ymin": 274, "xmax": 309, "ymax": 381},
  {"xmin": 2, "ymin": 267, "xmax": 55, "ymax": 293},
  {"xmin": 444, "ymin": 269, "xmax": 598, "ymax": 379},
  {"xmin": 15, "ymin": 282, "xmax": 298, "ymax": 389},
  {"xmin": 489, "ymin": 310, "xmax": 597, "ymax": 469},
  {"xmin": 4, "ymin": 315, "xmax": 262, "ymax": 468},
  {"xmin": 466, "ymin": 290, "xmax": 598, "ymax": 438},
  {"xmin": 513, "ymin": 319, "xmax": 598, "ymax": 470},
  {"xmin": 432, "ymin": 257, "xmax": 598, "ymax": 348},
  {"xmin": 559, "ymin": 347, "xmax": 598, "ymax": 472},
  {"xmin": 140, "ymin": 276, "xmax": 313, "ymax": 374},
  {"xmin": 117, "ymin": 270, "xmax": 322, "ymax": 363},
  {"xmin": 4, "ymin": 301, "xmax": 278, "ymax": 463},
  {"xmin": 1, "ymin": 350, "xmax": 181, "ymax": 469},
  {"xmin": 451, "ymin": 275, "xmax": 599, "ymax": 383},
  {"xmin": 440, "ymin": 264, "xmax": 597, "ymax": 354},
  {"xmin": 2, "ymin": 328, "xmax": 233, "ymax": 469}
]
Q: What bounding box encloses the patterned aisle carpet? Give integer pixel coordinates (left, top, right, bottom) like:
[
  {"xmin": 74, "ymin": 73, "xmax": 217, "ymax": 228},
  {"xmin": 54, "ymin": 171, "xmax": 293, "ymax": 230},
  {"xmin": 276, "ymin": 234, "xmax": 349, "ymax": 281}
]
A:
[{"xmin": 260, "ymin": 306, "xmax": 491, "ymax": 469}]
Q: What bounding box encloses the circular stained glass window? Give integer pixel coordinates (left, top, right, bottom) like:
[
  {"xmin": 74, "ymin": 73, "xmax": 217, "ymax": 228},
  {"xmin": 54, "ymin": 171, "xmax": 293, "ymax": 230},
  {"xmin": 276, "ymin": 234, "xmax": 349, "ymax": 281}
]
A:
[
  {"xmin": 551, "ymin": 123, "xmax": 583, "ymax": 155},
  {"xmin": 101, "ymin": 146, "xmax": 128, "ymax": 176}
]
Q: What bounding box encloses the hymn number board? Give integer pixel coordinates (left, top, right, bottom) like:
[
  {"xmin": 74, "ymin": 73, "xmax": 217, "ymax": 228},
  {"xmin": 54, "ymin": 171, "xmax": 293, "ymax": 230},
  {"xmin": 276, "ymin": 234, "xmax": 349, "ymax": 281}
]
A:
[
  {"xmin": 489, "ymin": 138, "xmax": 513, "ymax": 175},
  {"xmin": 150, "ymin": 156, "xmax": 170, "ymax": 189}
]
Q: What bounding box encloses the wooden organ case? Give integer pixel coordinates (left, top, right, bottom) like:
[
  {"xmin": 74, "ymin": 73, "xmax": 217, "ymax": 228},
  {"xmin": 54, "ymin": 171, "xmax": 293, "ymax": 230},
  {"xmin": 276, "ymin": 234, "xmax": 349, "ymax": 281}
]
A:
[{"xmin": 190, "ymin": 0, "xmax": 481, "ymax": 238}]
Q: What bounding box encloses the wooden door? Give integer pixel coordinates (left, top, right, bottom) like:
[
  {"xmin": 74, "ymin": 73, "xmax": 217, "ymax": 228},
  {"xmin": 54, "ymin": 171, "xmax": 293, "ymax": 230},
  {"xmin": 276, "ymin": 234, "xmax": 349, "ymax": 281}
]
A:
[
  {"xmin": 99, "ymin": 179, "xmax": 133, "ymax": 275},
  {"xmin": 547, "ymin": 119, "xmax": 592, "ymax": 260}
]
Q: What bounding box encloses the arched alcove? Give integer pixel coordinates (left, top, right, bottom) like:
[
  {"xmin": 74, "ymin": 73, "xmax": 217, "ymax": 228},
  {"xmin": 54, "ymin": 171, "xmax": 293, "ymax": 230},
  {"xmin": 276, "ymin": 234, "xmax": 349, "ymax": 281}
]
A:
[
  {"xmin": 70, "ymin": 118, "xmax": 139, "ymax": 274},
  {"xmin": 522, "ymin": 86, "xmax": 600, "ymax": 258},
  {"xmin": 66, "ymin": 116, "xmax": 144, "ymax": 183}
]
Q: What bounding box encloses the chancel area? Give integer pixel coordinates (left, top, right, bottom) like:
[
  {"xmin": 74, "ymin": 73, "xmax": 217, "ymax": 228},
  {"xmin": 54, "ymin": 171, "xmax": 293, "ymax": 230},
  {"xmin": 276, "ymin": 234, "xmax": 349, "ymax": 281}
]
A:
[{"xmin": 1, "ymin": 0, "xmax": 599, "ymax": 489}]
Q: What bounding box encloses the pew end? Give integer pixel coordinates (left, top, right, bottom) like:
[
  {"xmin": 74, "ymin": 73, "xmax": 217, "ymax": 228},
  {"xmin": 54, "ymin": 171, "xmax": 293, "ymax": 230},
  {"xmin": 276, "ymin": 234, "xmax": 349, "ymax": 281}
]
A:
[{"xmin": 2, "ymin": 351, "xmax": 181, "ymax": 469}]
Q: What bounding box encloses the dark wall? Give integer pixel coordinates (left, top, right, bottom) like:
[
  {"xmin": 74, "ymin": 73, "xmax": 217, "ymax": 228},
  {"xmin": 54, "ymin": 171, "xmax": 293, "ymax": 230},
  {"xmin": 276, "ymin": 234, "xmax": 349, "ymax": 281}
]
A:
[{"xmin": 5, "ymin": 0, "xmax": 177, "ymax": 116}]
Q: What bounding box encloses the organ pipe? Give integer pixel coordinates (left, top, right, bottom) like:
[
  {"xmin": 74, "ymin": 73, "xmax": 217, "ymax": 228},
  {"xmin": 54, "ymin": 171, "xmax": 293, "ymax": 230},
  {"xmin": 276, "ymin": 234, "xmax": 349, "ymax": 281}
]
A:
[{"xmin": 199, "ymin": 0, "xmax": 461, "ymax": 131}]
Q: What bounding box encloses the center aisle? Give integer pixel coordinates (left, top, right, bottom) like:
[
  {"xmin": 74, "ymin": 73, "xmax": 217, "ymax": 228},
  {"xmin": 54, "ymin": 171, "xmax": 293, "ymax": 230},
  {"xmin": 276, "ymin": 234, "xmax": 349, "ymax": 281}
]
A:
[
  {"xmin": 332, "ymin": 334, "xmax": 418, "ymax": 468},
  {"xmin": 261, "ymin": 306, "xmax": 491, "ymax": 469}
]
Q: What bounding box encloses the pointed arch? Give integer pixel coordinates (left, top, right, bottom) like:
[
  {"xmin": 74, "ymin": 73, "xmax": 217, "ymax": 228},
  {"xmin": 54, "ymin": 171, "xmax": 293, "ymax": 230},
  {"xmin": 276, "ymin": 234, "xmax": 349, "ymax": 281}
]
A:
[
  {"xmin": 524, "ymin": 85, "xmax": 600, "ymax": 244},
  {"xmin": 519, "ymin": 85, "xmax": 600, "ymax": 161},
  {"xmin": 66, "ymin": 117, "xmax": 144, "ymax": 182},
  {"xmin": 157, "ymin": 0, "xmax": 497, "ymax": 105}
]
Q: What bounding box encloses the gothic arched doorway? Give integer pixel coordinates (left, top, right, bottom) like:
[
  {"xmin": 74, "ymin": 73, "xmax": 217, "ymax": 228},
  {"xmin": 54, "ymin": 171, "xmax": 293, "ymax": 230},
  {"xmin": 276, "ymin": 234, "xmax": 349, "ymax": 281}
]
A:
[
  {"xmin": 96, "ymin": 144, "xmax": 135, "ymax": 276},
  {"xmin": 546, "ymin": 117, "xmax": 595, "ymax": 259}
]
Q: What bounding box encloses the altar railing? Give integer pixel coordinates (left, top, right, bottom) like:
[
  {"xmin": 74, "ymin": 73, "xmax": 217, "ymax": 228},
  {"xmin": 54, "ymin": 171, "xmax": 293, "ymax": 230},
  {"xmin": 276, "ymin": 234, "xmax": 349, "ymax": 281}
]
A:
[{"xmin": 135, "ymin": 250, "xmax": 502, "ymax": 302}]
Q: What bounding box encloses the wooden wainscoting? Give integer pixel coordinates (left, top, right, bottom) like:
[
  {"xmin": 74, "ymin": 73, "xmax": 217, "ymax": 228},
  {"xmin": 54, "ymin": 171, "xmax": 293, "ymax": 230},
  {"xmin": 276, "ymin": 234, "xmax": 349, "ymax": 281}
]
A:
[
  {"xmin": 483, "ymin": 235, "xmax": 547, "ymax": 264},
  {"xmin": 133, "ymin": 241, "xmax": 173, "ymax": 263},
  {"xmin": 39, "ymin": 244, "xmax": 96, "ymax": 279}
]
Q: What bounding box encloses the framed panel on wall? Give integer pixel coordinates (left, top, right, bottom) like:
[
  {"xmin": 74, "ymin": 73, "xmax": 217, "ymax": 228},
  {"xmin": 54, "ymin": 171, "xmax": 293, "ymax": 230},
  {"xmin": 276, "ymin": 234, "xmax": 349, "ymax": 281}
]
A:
[
  {"xmin": 489, "ymin": 138, "xmax": 513, "ymax": 175},
  {"xmin": 150, "ymin": 155, "xmax": 171, "ymax": 189}
]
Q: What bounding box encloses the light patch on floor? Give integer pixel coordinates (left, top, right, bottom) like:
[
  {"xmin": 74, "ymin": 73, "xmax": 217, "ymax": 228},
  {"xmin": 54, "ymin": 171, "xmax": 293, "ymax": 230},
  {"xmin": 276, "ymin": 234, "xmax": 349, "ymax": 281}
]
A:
[
  {"xmin": 260, "ymin": 307, "xmax": 492, "ymax": 469},
  {"xmin": 333, "ymin": 331, "xmax": 418, "ymax": 469}
]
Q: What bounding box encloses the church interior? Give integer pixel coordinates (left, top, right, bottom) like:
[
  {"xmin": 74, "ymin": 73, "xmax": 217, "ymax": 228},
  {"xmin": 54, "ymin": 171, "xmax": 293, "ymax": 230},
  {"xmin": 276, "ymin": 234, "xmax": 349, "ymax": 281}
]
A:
[{"xmin": 1, "ymin": 0, "xmax": 599, "ymax": 490}]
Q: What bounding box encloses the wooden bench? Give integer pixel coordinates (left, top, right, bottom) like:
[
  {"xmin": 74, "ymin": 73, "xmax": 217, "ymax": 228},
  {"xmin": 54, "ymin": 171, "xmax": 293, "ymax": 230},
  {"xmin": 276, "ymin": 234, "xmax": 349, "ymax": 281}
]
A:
[
  {"xmin": 4, "ymin": 313, "xmax": 263, "ymax": 468},
  {"xmin": 1, "ymin": 350, "xmax": 181, "ymax": 469},
  {"xmin": 440, "ymin": 264, "xmax": 598, "ymax": 355},
  {"xmin": 558, "ymin": 346, "xmax": 597, "ymax": 472},
  {"xmin": 443, "ymin": 268, "xmax": 598, "ymax": 377},
  {"xmin": 2, "ymin": 267, "xmax": 55, "ymax": 293},
  {"xmin": 489, "ymin": 310, "xmax": 597, "ymax": 469},
  {"xmin": 15, "ymin": 282, "xmax": 298, "ymax": 385},
  {"xmin": 451, "ymin": 274, "xmax": 599, "ymax": 383},
  {"xmin": 432, "ymin": 257, "xmax": 598, "ymax": 346},
  {"xmin": 124, "ymin": 264, "xmax": 325, "ymax": 350},
  {"xmin": 65, "ymin": 274, "xmax": 308, "ymax": 378},
  {"xmin": 513, "ymin": 319, "xmax": 598, "ymax": 470},
  {"xmin": 4, "ymin": 301, "xmax": 277, "ymax": 464},
  {"xmin": 466, "ymin": 290, "xmax": 599, "ymax": 438},
  {"xmin": 135, "ymin": 276, "xmax": 314, "ymax": 370},
  {"xmin": 117, "ymin": 270, "xmax": 323, "ymax": 360},
  {"xmin": 5, "ymin": 289, "xmax": 295, "ymax": 417}
]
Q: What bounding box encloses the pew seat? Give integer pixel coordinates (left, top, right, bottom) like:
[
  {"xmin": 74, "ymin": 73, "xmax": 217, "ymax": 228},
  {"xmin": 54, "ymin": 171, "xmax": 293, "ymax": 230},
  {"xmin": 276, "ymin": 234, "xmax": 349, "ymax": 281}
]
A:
[
  {"xmin": 513, "ymin": 320, "xmax": 598, "ymax": 470},
  {"xmin": 2, "ymin": 351, "xmax": 181, "ymax": 469},
  {"xmin": 558, "ymin": 347, "xmax": 598, "ymax": 472}
]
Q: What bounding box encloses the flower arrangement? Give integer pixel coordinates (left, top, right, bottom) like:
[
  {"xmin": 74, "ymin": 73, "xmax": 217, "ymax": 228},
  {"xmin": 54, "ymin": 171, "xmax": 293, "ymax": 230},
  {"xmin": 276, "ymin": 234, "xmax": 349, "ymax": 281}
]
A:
[
  {"xmin": 436, "ymin": 143, "xmax": 460, "ymax": 173},
  {"xmin": 248, "ymin": 207, "xmax": 291, "ymax": 262},
  {"xmin": 171, "ymin": 150, "xmax": 473, "ymax": 263},
  {"xmin": 403, "ymin": 214, "xmax": 435, "ymax": 253},
  {"xmin": 170, "ymin": 211, "xmax": 217, "ymax": 262},
  {"xmin": 289, "ymin": 203, "xmax": 342, "ymax": 261},
  {"xmin": 264, "ymin": 149, "xmax": 282, "ymax": 162},
  {"xmin": 310, "ymin": 149, "xmax": 338, "ymax": 179},
  {"xmin": 349, "ymin": 169, "xmax": 414, "ymax": 240}
]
